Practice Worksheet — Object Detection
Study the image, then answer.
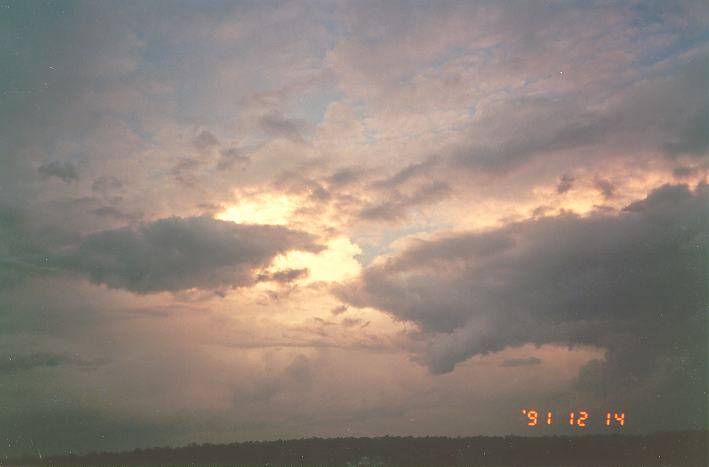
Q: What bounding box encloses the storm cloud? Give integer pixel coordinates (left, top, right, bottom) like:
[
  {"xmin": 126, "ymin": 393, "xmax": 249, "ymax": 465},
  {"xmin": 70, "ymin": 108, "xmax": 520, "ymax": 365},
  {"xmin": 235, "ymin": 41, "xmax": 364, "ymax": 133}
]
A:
[
  {"xmin": 50, "ymin": 216, "xmax": 321, "ymax": 294},
  {"xmin": 2, "ymin": 0, "xmax": 708, "ymax": 458},
  {"xmin": 338, "ymin": 183, "xmax": 707, "ymax": 423}
]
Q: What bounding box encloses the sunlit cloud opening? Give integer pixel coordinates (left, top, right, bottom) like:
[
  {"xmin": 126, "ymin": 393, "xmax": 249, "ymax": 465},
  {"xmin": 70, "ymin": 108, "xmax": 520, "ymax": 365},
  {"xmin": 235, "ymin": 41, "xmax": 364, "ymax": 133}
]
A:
[
  {"xmin": 216, "ymin": 194, "xmax": 299, "ymax": 226},
  {"xmin": 215, "ymin": 193, "xmax": 362, "ymax": 286},
  {"xmin": 272, "ymin": 236, "xmax": 362, "ymax": 285}
]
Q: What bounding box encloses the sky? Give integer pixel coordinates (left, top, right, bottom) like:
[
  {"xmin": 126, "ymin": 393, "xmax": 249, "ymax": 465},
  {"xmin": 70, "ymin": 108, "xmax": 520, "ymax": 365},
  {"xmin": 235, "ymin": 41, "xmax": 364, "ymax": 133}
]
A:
[{"xmin": 1, "ymin": 0, "xmax": 708, "ymax": 458}]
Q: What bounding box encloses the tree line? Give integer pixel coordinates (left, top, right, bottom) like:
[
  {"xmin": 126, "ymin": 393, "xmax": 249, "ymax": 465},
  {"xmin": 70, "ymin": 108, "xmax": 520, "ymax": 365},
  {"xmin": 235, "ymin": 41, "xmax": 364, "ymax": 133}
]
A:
[{"xmin": 9, "ymin": 431, "xmax": 707, "ymax": 467}]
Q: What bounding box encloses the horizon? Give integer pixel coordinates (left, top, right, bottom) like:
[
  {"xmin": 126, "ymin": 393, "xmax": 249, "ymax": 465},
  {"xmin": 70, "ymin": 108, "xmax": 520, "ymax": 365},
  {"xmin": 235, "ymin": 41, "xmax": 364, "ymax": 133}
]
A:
[
  {"xmin": 8, "ymin": 431, "xmax": 708, "ymax": 466},
  {"xmin": 1, "ymin": 0, "xmax": 708, "ymax": 460}
]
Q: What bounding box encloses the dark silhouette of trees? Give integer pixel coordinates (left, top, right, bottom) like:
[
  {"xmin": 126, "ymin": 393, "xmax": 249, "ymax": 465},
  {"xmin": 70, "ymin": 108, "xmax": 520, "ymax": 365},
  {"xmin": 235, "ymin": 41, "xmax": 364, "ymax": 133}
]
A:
[{"xmin": 8, "ymin": 431, "xmax": 707, "ymax": 466}]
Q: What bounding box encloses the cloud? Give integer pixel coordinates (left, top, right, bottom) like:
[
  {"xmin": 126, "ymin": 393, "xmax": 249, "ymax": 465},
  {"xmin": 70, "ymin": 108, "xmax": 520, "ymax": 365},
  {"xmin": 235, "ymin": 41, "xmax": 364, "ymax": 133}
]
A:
[
  {"xmin": 217, "ymin": 147, "xmax": 250, "ymax": 170},
  {"xmin": 257, "ymin": 268, "xmax": 309, "ymax": 284},
  {"xmin": 327, "ymin": 167, "xmax": 368, "ymax": 188},
  {"xmin": 500, "ymin": 356, "xmax": 541, "ymax": 368},
  {"xmin": 91, "ymin": 206, "xmax": 141, "ymax": 222},
  {"xmin": 663, "ymin": 107, "xmax": 709, "ymax": 157},
  {"xmin": 370, "ymin": 160, "xmax": 437, "ymax": 191},
  {"xmin": 408, "ymin": 50, "xmax": 709, "ymax": 189},
  {"xmin": 337, "ymin": 183, "xmax": 707, "ymax": 425},
  {"xmin": 341, "ymin": 317, "xmax": 364, "ymax": 328},
  {"xmin": 359, "ymin": 181, "xmax": 452, "ymax": 223},
  {"xmin": 50, "ymin": 216, "xmax": 321, "ymax": 294},
  {"xmin": 92, "ymin": 176, "xmax": 123, "ymax": 193},
  {"xmin": 450, "ymin": 101, "xmax": 613, "ymax": 174},
  {"xmin": 556, "ymin": 173, "xmax": 575, "ymax": 194},
  {"xmin": 0, "ymin": 207, "xmax": 53, "ymax": 288},
  {"xmin": 193, "ymin": 130, "xmax": 220, "ymax": 150},
  {"xmin": 593, "ymin": 177, "xmax": 616, "ymax": 199},
  {"xmin": 37, "ymin": 161, "xmax": 80, "ymax": 182},
  {"xmin": 259, "ymin": 112, "xmax": 308, "ymax": 142},
  {"xmin": 0, "ymin": 352, "xmax": 106, "ymax": 374},
  {"xmin": 170, "ymin": 157, "xmax": 204, "ymax": 186},
  {"xmin": 2, "ymin": 0, "xmax": 708, "ymax": 455},
  {"xmin": 672, "ymin": 165, "xmax": 701, "ymax": 179}
]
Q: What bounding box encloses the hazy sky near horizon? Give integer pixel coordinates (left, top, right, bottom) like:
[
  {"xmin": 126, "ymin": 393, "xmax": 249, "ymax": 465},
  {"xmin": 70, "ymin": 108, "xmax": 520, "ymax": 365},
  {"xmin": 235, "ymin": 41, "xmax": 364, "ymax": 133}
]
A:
[{"xmin": 1, "ymin": 0, "xmax": 708, "ymax": 457}]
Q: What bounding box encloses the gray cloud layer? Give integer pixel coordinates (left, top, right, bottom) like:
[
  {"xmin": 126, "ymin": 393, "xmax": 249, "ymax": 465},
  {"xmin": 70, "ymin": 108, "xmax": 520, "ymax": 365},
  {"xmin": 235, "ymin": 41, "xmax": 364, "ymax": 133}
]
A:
[
  {"xmin": 37, "ymin": 161, "xmax": 80, "ymax": 183},
  {"xmin": 50, "ymin": 216, "xmax": 321, "ymax": 294},
  {"xmin": 0, "ymin": 352, "xmax": 106, "ymax": 374},
  {"xmin": 1, "ymin": 213, "xmax": 320, "ymax": 294},
  {"xmin": 338, "ymin": 183, "xmax": 707, "ymax": 425},
  {"xmin": 1, "ymin": 0, "xmax": 708, "ymax": 457}
]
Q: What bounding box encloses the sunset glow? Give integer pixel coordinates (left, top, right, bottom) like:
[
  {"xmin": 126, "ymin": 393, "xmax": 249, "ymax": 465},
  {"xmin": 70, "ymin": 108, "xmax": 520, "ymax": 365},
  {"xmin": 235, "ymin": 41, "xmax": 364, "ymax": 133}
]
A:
[
  {"xmin": 217, "ymin": 194, "xmax": 300, "ymax": 226},
  {"xmin": 1, "ymin": 0, "xmax": 706, "ymax": 459}
]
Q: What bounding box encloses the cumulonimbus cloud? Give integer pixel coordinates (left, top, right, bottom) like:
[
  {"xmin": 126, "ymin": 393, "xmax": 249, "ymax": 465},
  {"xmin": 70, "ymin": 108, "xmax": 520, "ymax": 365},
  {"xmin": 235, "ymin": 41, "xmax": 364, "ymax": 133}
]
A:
[{"xmin": 337, "ymin": 183, "xmax": 707, "ymax": 425}]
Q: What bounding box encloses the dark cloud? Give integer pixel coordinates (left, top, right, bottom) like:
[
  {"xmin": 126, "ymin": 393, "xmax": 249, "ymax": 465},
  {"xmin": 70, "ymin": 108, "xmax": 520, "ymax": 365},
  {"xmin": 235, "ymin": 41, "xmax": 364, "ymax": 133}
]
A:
[
  {"xmin": 663, "ymin": 106, "xmax": 709, "ymax": 157},
  {"xmin": 622, "ymin": 52, "xmax": 708, "ymax": 158},
  {"xmin": 500, "ymin": 356, "xmax": 542, "ymax": 368},
  {"xmin": 91, "ymin": 176, "xmax": 123, "ymax": 193},
  {"xmin": 359, "ymin": 181, "xmax": 452, "ymax": 223},
  {"xmin": 170, "ymin": 157, "xmax": 203, "ymax": 186},
  {"xmin": 530, "ymin": 205, "xmax": 553, "ymax": 218},
  {"xmin": 37, "ymin": 161, "xmax": 80, "ymax": 183},
  {"xmin": 341, "ymin": 317, "xmax": 364, "ymax": 327},
  {"xmin": 195, "ymin": 202, "xmax": 224, "ymax": 215},
  {"xmin": 259, "ymin": 112, "xmax": 308, "ymax": 142},
  {"xmin": 217, "ymin": 147, "xmax": 250, "ymax": 170},
  {"xmin": 593, "ymin": 177, "xmax": 616, "ymax": 199},
  {"xmin": 257, "ymin": 268, "xmax": 309, "ymax": 284},
  {"xmin": 91, "ymin": 206, "xmax": 140, "ymax": 222},
  {"xmin": 1, "ymin": 0, "xmax": 708, "ymax": 454},
  {"xmin": 338, "ymin": 184, "xmax": 707, "ymax": 427},
  {"xmin": 0, "ymin": 207, "xmax": 53, "ymax": 288},
  {"xmin": 330, "ymin": 305, "xmax": 348, "ymax": 315},
  {"xmin": 672, "ymin": 165, "xmax": 700, "ymax": 179},
  {"xmin": 370, "ymin": 160, "xmax": 437, "ymax": 191},
  {"xmin": 0, "ymin": 352, "xmax": 106, "ymax": 374},
  {"xmin": 193, "ymin": 130, "xmax": 220, "ymax": 150},
  {"xmin": 426, "ymin": 52, "xmax": 709, "ymax": 181},
  {"xmin": 313, "ymin": 317, "xmax": 336, "ymax": 326},
  {"xmin": 327, "ymin": 167, "xmax": 367, "ymax": 188},
  {"xmin": 274, "ymin": 172, "xmax": 332, "ymax": 203},
  {"xmin": 49, "ymin": 216, "xmax": 321, "ymax": 294},
  {"xmin": 450, "ymin": 97, "xmax": 614, "ymax": 174},
  {"xmin": 556, "ymin": 173, "xmax": 575, "ymax": 194}
]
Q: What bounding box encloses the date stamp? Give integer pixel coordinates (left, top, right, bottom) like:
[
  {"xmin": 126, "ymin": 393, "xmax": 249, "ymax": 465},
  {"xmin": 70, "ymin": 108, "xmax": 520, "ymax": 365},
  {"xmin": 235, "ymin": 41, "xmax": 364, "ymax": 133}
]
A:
[{"xmin": 521, "ymin": 409, "xmax": 625, "ymax": 427}]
